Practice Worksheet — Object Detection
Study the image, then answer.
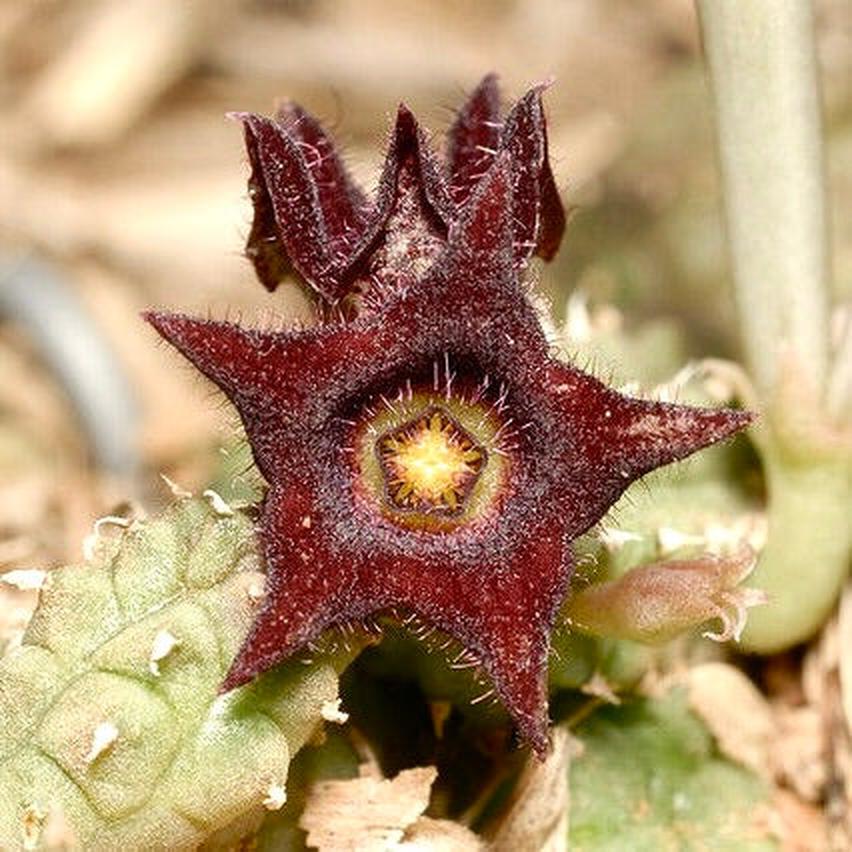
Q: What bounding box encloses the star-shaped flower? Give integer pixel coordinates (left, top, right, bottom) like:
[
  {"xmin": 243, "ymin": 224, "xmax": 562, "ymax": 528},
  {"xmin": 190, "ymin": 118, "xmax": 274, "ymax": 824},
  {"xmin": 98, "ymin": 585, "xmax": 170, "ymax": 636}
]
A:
[
  {"xmin": 146, "ymin": 155, "xmax": 750, "ymax": 756},
  {"xmin": 236, "ymin": 73, "xmax": 565, "ymax": 316}
]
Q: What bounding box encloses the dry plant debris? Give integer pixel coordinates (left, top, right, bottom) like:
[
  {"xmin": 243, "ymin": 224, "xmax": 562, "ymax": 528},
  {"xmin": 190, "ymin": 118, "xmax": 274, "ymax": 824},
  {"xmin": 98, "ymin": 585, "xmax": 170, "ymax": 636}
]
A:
[{"xmin": 300, "ymin": 765, "xmax": 481, "ymax": 851}]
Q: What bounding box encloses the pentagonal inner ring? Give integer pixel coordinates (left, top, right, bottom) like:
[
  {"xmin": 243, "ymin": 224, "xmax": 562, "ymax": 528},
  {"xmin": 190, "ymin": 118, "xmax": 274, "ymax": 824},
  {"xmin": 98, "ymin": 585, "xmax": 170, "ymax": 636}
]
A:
[{"xmin": 376, "ymin": 406, "xmax": 486, "ymax": 514}]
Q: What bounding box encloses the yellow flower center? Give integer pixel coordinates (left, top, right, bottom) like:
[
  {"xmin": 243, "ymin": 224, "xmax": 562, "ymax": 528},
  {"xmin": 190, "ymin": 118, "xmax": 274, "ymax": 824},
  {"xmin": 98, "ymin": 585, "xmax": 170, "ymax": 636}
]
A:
[{"xmin": 379, "ymin": 407, "xmax": 485, "ymax": 513}]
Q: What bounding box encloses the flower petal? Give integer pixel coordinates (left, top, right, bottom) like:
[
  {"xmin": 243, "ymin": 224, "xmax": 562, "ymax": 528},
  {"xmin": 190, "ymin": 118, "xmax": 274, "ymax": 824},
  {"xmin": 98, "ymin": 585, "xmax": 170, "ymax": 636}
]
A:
[
  {"xmin": 234, "ymin": 112, "xmax": 342, "ymax": 300},
  {"xmin": 220, "ymin": 483, "xmax": 356, "ymax": 692},
  {"xmin": 447, "ymin": 73, "xmax": 502, "ymax": 208},
  {"xmin": 143, "ymin": 310, "xmax": 283, "ymax": 405},
  {"xmin": 544, "ymin": 361, "xmax": 755, "ymax": 536},
  {"xmin": 274, "ymin": 102, "xmax": 370, "ymax": 257},
  {"xmin": 499, "ymin": 85, "xmax": 566, "ymax": 266},
  {"xmin": 344, "ymin": 105, "xmax": 455, "ymax": 301}
]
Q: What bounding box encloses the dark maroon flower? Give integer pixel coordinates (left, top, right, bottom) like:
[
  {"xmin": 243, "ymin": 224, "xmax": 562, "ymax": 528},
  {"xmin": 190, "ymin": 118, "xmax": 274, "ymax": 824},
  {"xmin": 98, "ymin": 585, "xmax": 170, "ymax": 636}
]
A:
[
  {"xmin": 145, "ymin": 156, "xmax": 751, "ymax": 756},
  {"xmin": 236, "ymin": 73, "xmax": 566, "ymax": 316}
]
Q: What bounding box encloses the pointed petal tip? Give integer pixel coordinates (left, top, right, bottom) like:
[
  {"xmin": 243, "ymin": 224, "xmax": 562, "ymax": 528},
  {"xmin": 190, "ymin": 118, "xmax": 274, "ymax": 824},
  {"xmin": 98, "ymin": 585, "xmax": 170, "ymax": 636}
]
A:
[
  {"xmin": 385, "ymin": 103, "xmax": 423, "ymax": 155},
  {"xmin": 628, "ymin": 401, "xmax": 756, "ymax": 474},
  {"xmin": 225, "ymin": 110, "xmax": 256, "ymax": 126},
  {"xmin": 703, "ymin": 405, "xmax": 756, "ymax": 442},
  {"xmin": 515, "ymin": 84, "xmax": 546, "ymax": 109},
  {"xmin": 536, "ymin": 74, "xmax": 556, "ymax": 91},
  {"xmin": 273, "ymin": 100, "xmax": 329, "ymax": 138},
  {"xmin": 220, "ymin": 631, "xmax": 287, "ymax": 693},
  {"xmin": 273, "ymin": 98, "xmax": 301, "ymax": 120},
  {"xmin": 671, "ymin": 401, "xmax": 756, "ymax": 447},
  {"xmin": 522, "ymin": 718, "xmax": 552, "ymax": 761},
  {"xmin": 471, "ymin": 72, "xmax": 500, "ymax": 97},
  {"xmin": 393, "ymin": 102, "xmax": 419, "ymax": 133},
  {"xmin": 145, "ymin": 313, "xmax": 240, "ymax": 378},
  {"xmin": 219, "ymin": 665, "xmax": 255, "ymax": 695},
  {"xmin": 516, "ymin": 75, "xmax": 555, "ymax": 104},
  {"xmin": 141, "ymin": 308, "xmax": 177, "ymax": 335},
  {"xmin": 142, "ymin": 308, "xmax": 202, "ymax": 340},
  {"xmin": 728, "ymin": 406, "xmax": 757, "ymax": 430}
]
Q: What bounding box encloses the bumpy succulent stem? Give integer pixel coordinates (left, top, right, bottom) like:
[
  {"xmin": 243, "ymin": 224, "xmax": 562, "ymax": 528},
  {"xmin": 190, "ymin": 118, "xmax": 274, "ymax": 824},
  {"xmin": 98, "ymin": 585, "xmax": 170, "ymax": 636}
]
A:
[
  {"xmin": 0, "ymin": 498, "xmax": 360, "ymax": 849},
  {"xmin": 698, "ymin": 0, "xmax": 852, "ymax": 651}
]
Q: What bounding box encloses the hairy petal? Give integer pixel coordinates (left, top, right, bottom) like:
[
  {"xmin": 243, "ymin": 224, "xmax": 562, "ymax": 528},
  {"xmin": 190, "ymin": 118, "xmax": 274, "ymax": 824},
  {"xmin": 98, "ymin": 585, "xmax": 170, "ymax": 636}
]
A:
[
  {"xmin": 235, "ymin": 112, "xmax": 341, "ymax": 299},
  {"xmin": 143, "ymin": 311, "xmax": 284, "ymax": 406},
  {"xmin": 546, "ymin": 362, "xmax": 753, "ymax": 472},
  {"xmin": 499, "ymin": 85, "xmax": 566, "ymax": 265},
  {"xmin": 536, "ymin": 138, "xmax": 567, "ymax": 262},
  {"xmin": 345, "ymin": 105, "xmax": 455, "ymax": 297},
  {"xmin": 447, "ymin": 73, "xmax": 502, "ymax": 208},
  {"xmin": 274, "ymin": 102, "xmax": 370, "ymax": 256},
  {"xmin": 221, "ymin": 484, "xmax": 355, "ymax": 692},
  {"xmin": 542, "ymin": 362, "xmax": 754, "ymax": 537},
  {"xmin": 144, "ymin": 310, "xmax": 386, "ymax": 475}
]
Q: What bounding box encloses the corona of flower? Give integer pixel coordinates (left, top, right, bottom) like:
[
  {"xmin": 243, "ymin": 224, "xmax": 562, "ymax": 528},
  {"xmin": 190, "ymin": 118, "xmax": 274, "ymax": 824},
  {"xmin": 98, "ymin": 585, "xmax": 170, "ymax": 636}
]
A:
[{"xmin": 146, "ymin": 77, "xmax": 751, "ymax": 756}]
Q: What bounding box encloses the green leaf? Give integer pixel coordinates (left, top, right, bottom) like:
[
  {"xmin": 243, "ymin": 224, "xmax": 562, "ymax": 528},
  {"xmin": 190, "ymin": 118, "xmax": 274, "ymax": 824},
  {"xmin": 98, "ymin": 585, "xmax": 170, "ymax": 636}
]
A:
[
  {"xmin": 0, "ymin": 498, "xmax": 359, "ymax": 849},
  {"xmin": 568, "ymin": 689, "xmax": 776, "ymax": 851}
]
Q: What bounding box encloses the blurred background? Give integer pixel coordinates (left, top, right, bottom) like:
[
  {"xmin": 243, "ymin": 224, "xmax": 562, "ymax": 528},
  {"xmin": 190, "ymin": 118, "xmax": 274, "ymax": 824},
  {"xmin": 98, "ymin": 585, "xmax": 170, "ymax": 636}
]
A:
[{"xmin": 0, "ymin": 0, "xmax": 850, "ymax": 589}]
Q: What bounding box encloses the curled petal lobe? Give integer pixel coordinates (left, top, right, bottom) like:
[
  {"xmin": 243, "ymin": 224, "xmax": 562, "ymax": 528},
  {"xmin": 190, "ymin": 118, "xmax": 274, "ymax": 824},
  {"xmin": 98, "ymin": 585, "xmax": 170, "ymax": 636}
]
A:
[
  {"xmin": 498, "ymin": 85, "xmax": 566, "ymax": 266},
  {"xmin": 236, "ymin": 75, "xmax": 567, "ymax": 312},
  {"xmin": 238, "ymin": 104, "xmax": 369, "ymax": 300},
  {"xmin": 236, "ymin": 112, "xmax": 339, "ymax": 299},
  {"xmin": 239, "ymin": 114, "xmax": 294, "ymax": 294},
  {"xmin": 447, "ymin": 73, "xmax": 502, "ymax": 208},
  {"xmin": 274, "ymin": 101, "xmax": 370, "ymax": 253},
  {"xmin": 344, "ymin": 105, "xmax": 455, "ymax": 299},
  {"xmin": 535, "ymin": 134, "xmax": 567, "ymax": 261}
]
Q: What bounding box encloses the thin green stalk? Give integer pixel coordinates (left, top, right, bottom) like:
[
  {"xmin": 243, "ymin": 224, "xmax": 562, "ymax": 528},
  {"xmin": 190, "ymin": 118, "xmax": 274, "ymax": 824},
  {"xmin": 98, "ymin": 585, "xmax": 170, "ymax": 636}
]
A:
[
  {"xmin": 697, "ymin": 0, "xmax": 830, "ymax": 401},
  {"xmin": 697, "ymin": 0, "xmax": 852, "ymax": 652},
  {"xmin": 828, "ymin": 314, "xmax": 852, "ymax": 421}
]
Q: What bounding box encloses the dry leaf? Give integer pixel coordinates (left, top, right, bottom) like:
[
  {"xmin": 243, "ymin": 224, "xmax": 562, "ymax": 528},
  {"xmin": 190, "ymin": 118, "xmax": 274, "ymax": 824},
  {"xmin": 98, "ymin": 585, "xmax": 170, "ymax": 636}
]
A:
[
  {"xmin": 300, "ymin": 766, "xmax": 438, "ymax": 852},
  {"xmin": 685, "ymin": 662, "xmax": 775, "ymax": 779},
  {"xmin": 771, "ymin": 705, "xmax": 828, "ymax": 803},
  {"xmin": 489, "ymin": 727, "xmax": 576, "ymax": 852},
  {"xmin": 837, "ymin": 584, "xmax": 852, "ymax": 734},
  {"xmin": 399, "ymin": 816, "xmax": 481, "ymax": 850},
  {"xmin": 753, "ymin": 789, "xmax": 829, "ymax": 852}
]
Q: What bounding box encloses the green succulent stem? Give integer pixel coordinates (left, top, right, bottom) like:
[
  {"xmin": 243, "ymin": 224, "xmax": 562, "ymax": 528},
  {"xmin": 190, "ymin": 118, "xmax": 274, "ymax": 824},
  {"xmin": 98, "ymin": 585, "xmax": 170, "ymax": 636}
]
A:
[
  {"xmin": 697, "ymin": 0, "xmax": 830, "ymax": 401},
  {"xmin": 698, "ymin": 0, "xmax": 852, "ymax": 651},
  {"xmin": 742, "ymin": 436, "xmax": 852, "ymax": 651},
  {"xmin": 0, "ymin": 499, "xmax": 362, "ymax": 849}
]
